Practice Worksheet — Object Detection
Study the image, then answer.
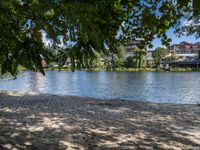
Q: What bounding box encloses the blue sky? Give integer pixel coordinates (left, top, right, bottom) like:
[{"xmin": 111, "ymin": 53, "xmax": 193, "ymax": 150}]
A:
[{"xmin": 152, "ymin": 28, "xmax": 200, "ymax": 49}]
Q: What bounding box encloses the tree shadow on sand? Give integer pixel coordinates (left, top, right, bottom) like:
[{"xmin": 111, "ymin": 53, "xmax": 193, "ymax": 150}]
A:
[{"xmin": 0, "ymin": 91, "xmax": 200, "ymax": 150}]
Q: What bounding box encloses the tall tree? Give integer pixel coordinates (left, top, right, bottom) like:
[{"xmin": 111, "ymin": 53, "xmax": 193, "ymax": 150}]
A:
[
  {"xmin": 114, "ymin": 45, "xmax": 125, "ymax": 68},
  {"xmin": 152, "ymin": 47, "xmax": 166, "ymax": 65},
  {"xmin": 124, "ymin": 56, "xmax": 135, "ymax": 68},
  {"xmin": 0, "ymin": 0, "xmax": 191, "ymax": 75},
  {"xmin": 118, "ymin": 45, "xmax": 125, "ymax": 60},
  {"xmin": 134, "ymin": 48, "xmax": 147, "ymax": 68}
]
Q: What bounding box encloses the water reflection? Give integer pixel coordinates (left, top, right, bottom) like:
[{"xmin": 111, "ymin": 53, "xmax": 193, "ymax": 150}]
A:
[
  {"xmin": 28, "ymin": 72, "xmax": 46, "ymax": 92},
  {"xmin": 0, "ymin": 71, "xmax": 200, "ymax": 104}
]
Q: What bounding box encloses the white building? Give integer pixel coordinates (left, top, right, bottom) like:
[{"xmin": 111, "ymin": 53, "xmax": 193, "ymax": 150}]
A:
[{"xmin": 168, "ymin": 41, "xmax": 200, "ymax": 61}]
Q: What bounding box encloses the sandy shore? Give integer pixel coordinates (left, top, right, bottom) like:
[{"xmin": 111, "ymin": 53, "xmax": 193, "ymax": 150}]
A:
[{"xmin": 0, "ymin": 91, "xmax": 200, "ymax": 150}]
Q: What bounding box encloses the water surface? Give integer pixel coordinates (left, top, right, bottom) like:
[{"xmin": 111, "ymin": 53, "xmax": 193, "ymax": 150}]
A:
[{"xmin": 0, "ymin": 71, "xmax": 200, "ymax": 104}]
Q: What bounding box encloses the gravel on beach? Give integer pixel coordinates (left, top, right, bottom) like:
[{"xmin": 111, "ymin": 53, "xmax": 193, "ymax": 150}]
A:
[{"xmin": 0, "ymin": 91, "xmax": 200, "ymax": 150}]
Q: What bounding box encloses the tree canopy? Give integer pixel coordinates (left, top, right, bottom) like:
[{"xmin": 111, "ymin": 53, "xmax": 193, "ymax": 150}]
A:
[
  {"xmin": 176, "ymin": 0, "xmax": 200, "ymax": 38},
  {"xmin": 0, "ymin": 0, "xmax": 192, "ymax": 75}
]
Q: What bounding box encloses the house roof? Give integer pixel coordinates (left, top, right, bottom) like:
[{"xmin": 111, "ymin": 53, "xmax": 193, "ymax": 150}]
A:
[
  {"xmin": 180, "ymin": 41, "xmax": 192, "ymax": 45},
  {"xmin": 170, "ymin": 41, "xmax": 200, "ymax": 47},
  {"xmin": 124, "ymin": 40, "xmax": 146, "ymax": 46}
]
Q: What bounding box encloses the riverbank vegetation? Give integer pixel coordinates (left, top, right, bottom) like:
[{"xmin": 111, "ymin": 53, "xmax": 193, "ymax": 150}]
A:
[
  {"xmin": 44, "ymin": 45, "xmax": 200, "ymax": 73},
  {"xmin": 43, "ymin": 67, "xmax": 200, "ymax": 73},
  {"xmin": 0, "ymin": 66, "xmax": 26, "ymax": 80},
  {"xmin": 169, "ymin": 68, "xmax": 200, "ymax": 72}
]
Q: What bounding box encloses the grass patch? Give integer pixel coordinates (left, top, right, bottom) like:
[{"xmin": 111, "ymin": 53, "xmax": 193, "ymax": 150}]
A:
[
  {"xmin": 169, "ymin": 68, "xmax": 200, "ymax": 72},
  {"xmin": 44, "ymin": 67, "xmax": 71, "ymax": 71}
]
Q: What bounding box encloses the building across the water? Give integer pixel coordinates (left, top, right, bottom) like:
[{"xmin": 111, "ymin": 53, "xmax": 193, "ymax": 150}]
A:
[
  {"xmin": 168, "ymin": 41, "xmax": 200, "ymax": 61},
  {"xmin": 124, "ymin": 41, "xmax": 154, "ymax": 66},
  {"xmin": 161, "ymin": 41, "xmax": 200, "ymax": 68},
  {"xmin": 124, "ymin": 41, "xmax": 142, "ymax": 57},
  {"xmin": 124, "ymin": 40, "xmax": 149, "ymax": 57},
  {"xmin": 162, "ymin": 60, "xmax": 200, "ymax": 69}
]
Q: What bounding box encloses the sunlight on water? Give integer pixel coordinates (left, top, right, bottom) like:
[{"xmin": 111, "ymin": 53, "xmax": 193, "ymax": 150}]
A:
[{"xmin": 0, "ymin": 71, "xmax": 200, "ymax": 104}]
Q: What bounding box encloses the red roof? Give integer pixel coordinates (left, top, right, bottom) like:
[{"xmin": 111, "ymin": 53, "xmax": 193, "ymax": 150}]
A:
[{"xmin": 180, "ymin": 41, "xmax": 191, "ymax": 45}]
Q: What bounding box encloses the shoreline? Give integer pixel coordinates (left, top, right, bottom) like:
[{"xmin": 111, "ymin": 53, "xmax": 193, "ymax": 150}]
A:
[
  {"xmin": 15, "ymin": 66, "xmax": 200, "ymax": 73},
  {"xmin": 1, "ymin": 90, "xmax": 199, "ymax": 105},
  {"xmin": 44, "ymin": 67, "xmax": 200, "ymax": 72},
  {"xmin": 0, "ymin": 91, "xmax": 200, "ymax": 149}
]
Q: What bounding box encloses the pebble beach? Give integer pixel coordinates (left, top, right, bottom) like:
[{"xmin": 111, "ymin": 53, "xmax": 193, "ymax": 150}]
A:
[{"xmin": 0, "ymin": 90, "xmax": 200, "ymax": 150}]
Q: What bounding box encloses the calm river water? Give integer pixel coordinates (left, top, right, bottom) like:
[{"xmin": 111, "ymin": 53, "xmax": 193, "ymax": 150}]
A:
[{"xmin": 0, "ymin": 71, "xmax": 200, "ymax": 104}]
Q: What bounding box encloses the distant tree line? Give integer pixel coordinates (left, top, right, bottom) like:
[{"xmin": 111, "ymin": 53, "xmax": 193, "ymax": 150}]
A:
[{"xmin": 47, "ymin": 45, "xmax": 150, "ymax": 70}]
